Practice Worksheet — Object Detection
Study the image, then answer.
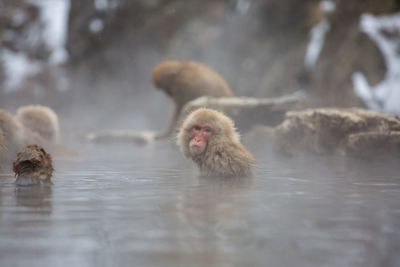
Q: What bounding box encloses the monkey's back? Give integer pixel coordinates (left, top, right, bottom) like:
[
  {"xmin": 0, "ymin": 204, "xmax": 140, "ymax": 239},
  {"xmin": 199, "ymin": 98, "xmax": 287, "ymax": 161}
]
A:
[
  {"xmin": 16, "ymin": 105, "xmax": 60, "ymax": 143},
  {"xmin": 152, "ymin": 60, "xmax": 233, "ymax": 104},
  {"xmin": 0, "ymin": 109, "xmax": 23, "ymax": 158},
  {"xmin": 199, "ymin": 142, "xmax": 255, "ymax": 178}
]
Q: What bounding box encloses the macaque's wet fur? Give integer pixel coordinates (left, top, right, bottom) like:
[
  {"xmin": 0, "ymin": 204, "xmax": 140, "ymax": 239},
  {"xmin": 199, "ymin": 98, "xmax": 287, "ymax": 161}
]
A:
[
  {"xmin": 177, "ymin": 108, "xmax": 255, "ymax": 177},
  {"xmin": 13, "ymin": 144, "xmax": 54, "ymax": 186},
  {"xmin": 16, "ymin": 105, "xmax": 60, "ymax": 144},
  {"xmin": 152, "ymin": 60, "xmax": 234, "ymax": 138}
]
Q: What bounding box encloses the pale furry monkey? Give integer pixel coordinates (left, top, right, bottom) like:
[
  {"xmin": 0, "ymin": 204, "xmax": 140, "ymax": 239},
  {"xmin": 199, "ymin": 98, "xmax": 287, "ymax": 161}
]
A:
[
  {"xmin": 177, "ymin": 108, "xmax": 255, "ymax": 177},
  {"xmin": 16, "ymin": 105, "xmax": 60, "ymax": 144},
  {"xmin": 0, "ymin": 109, "xmax": 24, "ymax": 160}
]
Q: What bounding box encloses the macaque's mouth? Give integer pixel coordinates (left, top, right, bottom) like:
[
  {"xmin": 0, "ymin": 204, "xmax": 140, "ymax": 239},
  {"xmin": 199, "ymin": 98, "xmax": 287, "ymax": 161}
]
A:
[{"xmin": 190, "ymin": 144, "xmax": 205, "ymax": 154}]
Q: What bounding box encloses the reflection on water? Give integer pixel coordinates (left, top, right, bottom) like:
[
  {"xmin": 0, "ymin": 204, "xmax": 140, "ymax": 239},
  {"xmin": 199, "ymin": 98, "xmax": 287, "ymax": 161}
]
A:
[{"xmin": 0, "ymin": 141, "xmax": 399, "ymax": 267}]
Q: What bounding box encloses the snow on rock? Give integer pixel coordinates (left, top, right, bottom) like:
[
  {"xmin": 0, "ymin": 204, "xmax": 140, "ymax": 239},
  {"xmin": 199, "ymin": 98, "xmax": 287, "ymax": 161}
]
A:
[{"xmin": 353, "ymin": 12, "xmax": 400, "ymax": 115}]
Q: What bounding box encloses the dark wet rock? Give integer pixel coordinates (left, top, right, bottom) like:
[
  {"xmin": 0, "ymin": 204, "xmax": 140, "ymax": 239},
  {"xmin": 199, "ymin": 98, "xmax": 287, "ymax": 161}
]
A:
[
  {"xmin": 243, "ymin": 125, "xmax": 276, "ymax": 145},
  {"xmin": 13, "ymin": 144, "xmax": 54, "ymax": 186},
  {"xmin": 275, "ymin": 108, "xmax": 400, "ymax": 157},
  {"xmin": 344, "ymin": 131, "xmax": 400, "ymax": 157},
  {"xmin": 86, "ymin": 93, "xmax": 305, "ymax": 145},
  {"xmin": 180, "ymin": 93, "xmax": 307, "ymax": 131}
]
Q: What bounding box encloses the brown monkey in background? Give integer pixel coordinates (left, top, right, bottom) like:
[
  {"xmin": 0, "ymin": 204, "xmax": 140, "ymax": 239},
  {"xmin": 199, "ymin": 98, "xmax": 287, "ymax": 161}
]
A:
[
  {"xmin": 152, "ymin": 60, "xmax": 234, "ymax": 139},
  {"xmin": 177, "ymin": 108, "xmax": 255, "ymax": 177},
  {"xmin": 16, "ymin": 105, "xmax": 60, "ymax": 145},
  {"xmin": 13, "ymin": 144, "xmax": 54, "ymax": 186}
]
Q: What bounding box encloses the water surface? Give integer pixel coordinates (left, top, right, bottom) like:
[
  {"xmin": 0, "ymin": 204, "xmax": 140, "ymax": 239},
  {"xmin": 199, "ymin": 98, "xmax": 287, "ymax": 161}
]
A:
[{"xmin": 0, "ymin": 141, "xmax": 399, "ymax": 267}]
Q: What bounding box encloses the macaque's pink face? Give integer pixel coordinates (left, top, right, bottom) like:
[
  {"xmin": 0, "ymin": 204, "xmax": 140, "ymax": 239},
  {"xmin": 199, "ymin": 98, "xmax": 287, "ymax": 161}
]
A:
[{"xmin": 189, "ymin": 124, "xmax": 214, "ymax": 155}]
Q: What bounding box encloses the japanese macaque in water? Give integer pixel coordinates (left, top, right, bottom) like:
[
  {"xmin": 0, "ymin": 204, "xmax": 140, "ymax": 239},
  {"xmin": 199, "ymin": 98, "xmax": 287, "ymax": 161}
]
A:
[
  {"xmin": 13, "ymin": 144, "xmax": 54, "ymax": 186},
  {"xmin": 177, "ymin": 108, "xmax": 255, "ymax": 177},
  {"xmin": 152, "ymin": 60, "xmax": 234, "ymax": 139},
  {"xmin": 15, "ymin": 105, "xmax": 60, "ymax": 145},
  {"xmin": 0, "ymin": 109, "xmax": 24, "ymax": 160}
]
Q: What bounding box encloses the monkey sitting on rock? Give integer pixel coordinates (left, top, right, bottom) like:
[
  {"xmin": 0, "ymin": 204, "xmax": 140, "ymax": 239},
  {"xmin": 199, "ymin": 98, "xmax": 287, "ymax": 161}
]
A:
[
  {"xmin": 177, "ymin": 108, "xmax": 255, "ymax": 177},
  {"xmin": 87, "ymin": 60, "xmax": 234, "ymax": 144},
  {"xmin": 153, "ymin": 60, "xmax": 234, "ymax": 139}
]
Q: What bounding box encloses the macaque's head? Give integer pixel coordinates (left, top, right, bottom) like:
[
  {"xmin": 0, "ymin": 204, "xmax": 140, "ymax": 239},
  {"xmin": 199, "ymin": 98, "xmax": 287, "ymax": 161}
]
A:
[
  {"xmin": 16, "ymin": 105, "xmax": 60, "ymax": 143},
  {"xmin": 13, "ymin": 144, "xmax": 53, "ymax": 178},
  {"xmin": 178, "ymin": 108, "xmax": 240, "ymax": 159}
]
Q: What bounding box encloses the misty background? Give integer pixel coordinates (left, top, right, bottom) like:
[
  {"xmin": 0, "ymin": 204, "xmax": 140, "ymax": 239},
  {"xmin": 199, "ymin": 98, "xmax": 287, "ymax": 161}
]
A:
[
  {"xmin": 0, "ymin": 0, "xmax": 399, "ymax": 134},
  {"xmin": 1, "ymin": 2, "xmax": 400, "ymax": 267}
]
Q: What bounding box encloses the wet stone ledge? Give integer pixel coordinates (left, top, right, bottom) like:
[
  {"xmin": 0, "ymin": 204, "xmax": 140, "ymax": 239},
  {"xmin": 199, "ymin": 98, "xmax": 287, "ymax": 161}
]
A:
[
  {"xmin": 274, "ymin": 108, "xmax": 400, "ymax": 157},
  {"xmin": 180, "ymin": 93, "xmax": 307, "ymax": 131}
]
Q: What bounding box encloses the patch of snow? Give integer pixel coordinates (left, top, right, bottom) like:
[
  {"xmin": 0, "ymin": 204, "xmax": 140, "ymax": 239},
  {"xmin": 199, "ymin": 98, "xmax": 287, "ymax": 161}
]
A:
[
  {"xmin": 304, "ymin": 0, "xmax": 335, "ymax": 70},
  {"xmin": 29, "ymin": 0, "xmax": 70, "ymax": 64},
  {"xmin": 1, "ymin": 49, "xmax": 42, "ymax": 93},
  {"xmin": 352, "ymin": 12, "xmax": 400, "ymax": 115},
  {"xmin": 95, "ymin": 0, "xmax": 109, "ymax": 11},
  {"xmin": 89, "ymin": 18, "xmax": 104, "ymax": 33},
  {"xmin": 11, "ymin": 9, "xmax": 28, "ymax": 27},
  {"xmin": 320, "ymin": 0, "xmax": 335, "ymax": 13},
  {"xmin": 305, "ymin": 19, "xmax": 330, "ymax": 70}
]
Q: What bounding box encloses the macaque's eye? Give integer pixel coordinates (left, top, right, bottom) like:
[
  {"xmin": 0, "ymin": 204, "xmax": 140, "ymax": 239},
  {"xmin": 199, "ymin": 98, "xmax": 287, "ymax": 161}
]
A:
[
  {"xmin": 193, "ymin": 125, "xmax": 201, "ymax": 131},
  {"xmin": 204, "ymin": 127, "xmax": 212, "ymax": 133}
]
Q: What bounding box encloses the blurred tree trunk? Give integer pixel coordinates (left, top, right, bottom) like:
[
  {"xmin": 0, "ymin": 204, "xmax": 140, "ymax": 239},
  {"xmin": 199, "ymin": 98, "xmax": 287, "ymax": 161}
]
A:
[{"xmin": 309, "ymin": 0, "xmax": 400, "ymax": 107}]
